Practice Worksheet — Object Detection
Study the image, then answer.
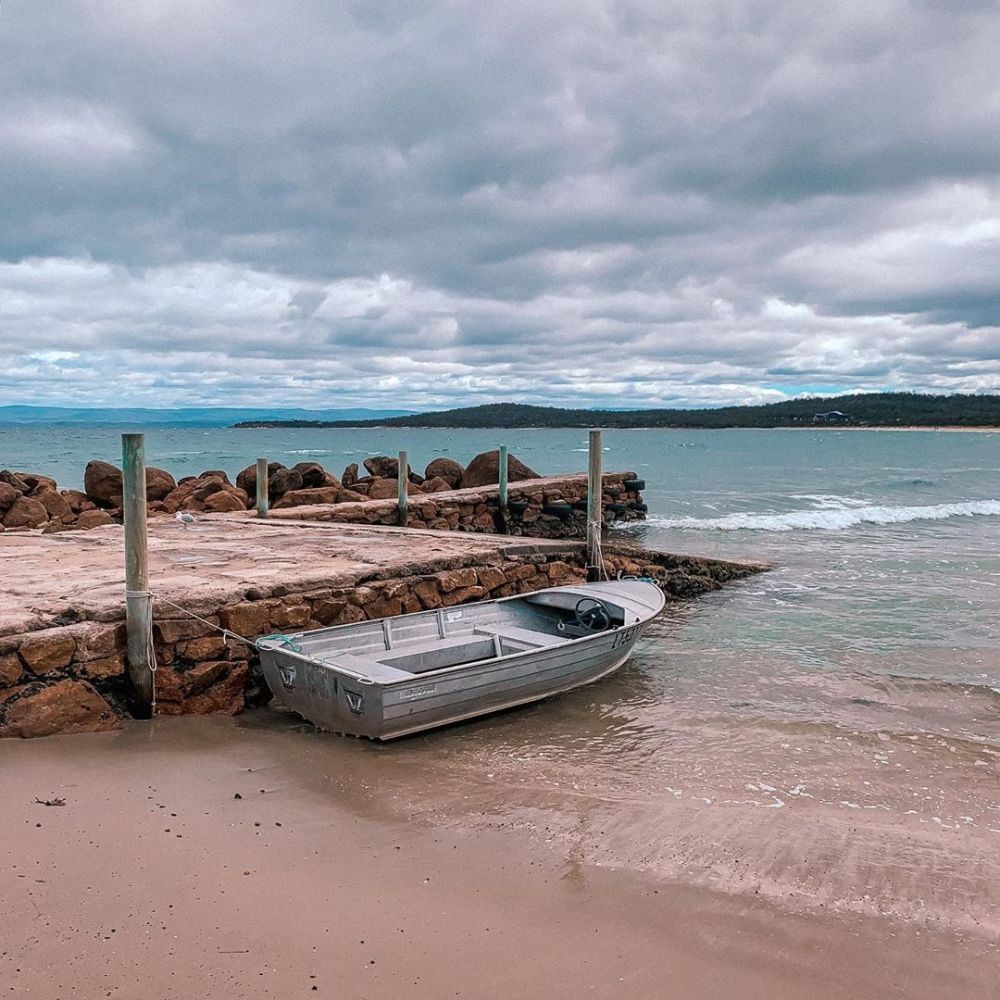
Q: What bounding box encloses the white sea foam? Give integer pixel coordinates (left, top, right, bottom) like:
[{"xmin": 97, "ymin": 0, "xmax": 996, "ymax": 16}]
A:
[{"xmin": 650, "ymin": 498, "xmax": 1000, "ymax": 532}]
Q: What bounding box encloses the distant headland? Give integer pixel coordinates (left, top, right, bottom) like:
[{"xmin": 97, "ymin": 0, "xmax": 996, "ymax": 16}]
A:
[{"xmin": 232, "ymin": 392, "xmax": 1000, "ymax": 430}]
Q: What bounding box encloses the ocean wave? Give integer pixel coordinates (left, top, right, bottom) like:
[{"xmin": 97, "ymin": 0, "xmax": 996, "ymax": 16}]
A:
[{"xmin": 650, "ymin": 499, "xmax": 1000, "ymax": 532}]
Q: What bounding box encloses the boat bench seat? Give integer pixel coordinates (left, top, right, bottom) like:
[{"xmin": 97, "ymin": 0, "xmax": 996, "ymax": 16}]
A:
[{"xmin": 474, "ymin": 624, "xmax": 568, "ymax": 648}]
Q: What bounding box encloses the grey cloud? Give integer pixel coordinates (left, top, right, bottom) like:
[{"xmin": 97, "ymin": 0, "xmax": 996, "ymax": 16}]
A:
[{"xmin": 0, "ymin": 0, "xmax": 998, "ymax": 408}]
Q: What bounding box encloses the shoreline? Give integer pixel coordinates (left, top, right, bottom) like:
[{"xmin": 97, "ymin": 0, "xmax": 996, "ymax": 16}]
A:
[{"xmin": 3, "ymin": 714, "xmax": 994, "ymax": 999}]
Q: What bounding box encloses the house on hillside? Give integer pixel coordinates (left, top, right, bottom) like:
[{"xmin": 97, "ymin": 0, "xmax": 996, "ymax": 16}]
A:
[{"xmin": 812, "ymin": 410, "xmax": 852, "ymax": 424}]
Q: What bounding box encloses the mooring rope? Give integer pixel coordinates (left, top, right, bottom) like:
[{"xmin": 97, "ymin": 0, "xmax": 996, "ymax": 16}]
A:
[
  {"xmin": 122, "ymin": 591, "xmax": 304, "ymax": 717},
  {"xmin": 587, "ymin": 519, "xmax": 608, "ymax": 580}
]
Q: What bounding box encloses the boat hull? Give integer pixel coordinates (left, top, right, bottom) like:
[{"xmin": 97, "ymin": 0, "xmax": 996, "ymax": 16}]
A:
[{"xmin": 258, "ymin": 580, "xmax": 663, "ymax": 740}]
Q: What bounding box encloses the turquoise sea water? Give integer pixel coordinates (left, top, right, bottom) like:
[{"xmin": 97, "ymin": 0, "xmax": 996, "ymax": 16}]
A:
[{"xmin": 3, "ymin": 425, "xmax": 1000, "ymax": 927}]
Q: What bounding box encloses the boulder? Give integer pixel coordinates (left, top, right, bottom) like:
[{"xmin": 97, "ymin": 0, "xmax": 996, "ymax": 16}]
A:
[
  {"xmin": 342, "ymin": 463, "xmax": 359, "ymax": 486},
  {"xmin": 0, "ymin": 480, "xmax": 21, "ymax": 513},
  {"xmin": 18, "ymin": 633, "xmax": 76, "ymax": 674},
  {"xmin": 336, "ymin": 488, "xmax": 369, "ymax": 503},
  {"xmin": 146, "ymin": 466, "xmax": 177, "ymax": 502},
  {"xmin": 18, "ymin": 473, "xmax": 58, "ymax": 495},
  {"xmin": 292, "ymin": 462, "xmax": 340, "ymax": 489},
  {"xmin": 424, "ymin": 457, "xmax": 464, "ymax": 488},
  {"xmin": 273, "ymin": 487, "xmax": 341, "ymax": 508},
  {"xmin": 421, "ymin": 476, "xmax": 453, "ymax": 493},
  {"xmin": 366, "ymin": 477, "xmax": 423, "ymax": 500},
  {"xmin": 0, "ymin": 470, "xmax": 29, "ymax": 494},
  {"xmin": 363, "ymin": 455, "xmax": 400, "ymax": 479},
  {"xmin": 236, "ymin": 461, "xmax": 286, "ymax": 498},
  {"xmin": 202, "ymin": 491, "xmax": 246, "ymax": 513},
  {"xmin": 198, "ymin": 469, "xmax": 232, "ymax": 485},
  {"xmin": 0, "ymin": 653, "xmax": 22, "ymax": 688},
  {"xmin": 269, "ymin": 466, "xmax": 303, "ymax": 499},
  {"xmin": 0, "ymin": 679, "xmax": 121, "ymax": 738},
  {"xmin": 35, "ymin": 488, "xmax": 71, "ymax": 521},
  {"xmin": 460, "ymin": 450, "xmax": 540, "ymax": 489},
  {"xmin": 77, "ymin": 509, "xmax": 114, "ymax": 529},
  {"xmin": 84, "ymin": 460, "xmax": 123, "ymax": 506},
  {"xmin": 60, "ymin": 489, "xmax": 94, "ymax": 514},
  {"xmin": 2, "ymin": 496, "xmax": 48, "ymax": 529},
  {"xmin": 191, "ymin": 476, "xmax": 228, "ymax": 502}
]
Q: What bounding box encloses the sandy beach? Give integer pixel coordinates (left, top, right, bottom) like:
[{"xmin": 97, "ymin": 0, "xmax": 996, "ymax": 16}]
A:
[{"xmin": 3, "ymin": 714, "xmax": 996, "ymax": 1000}]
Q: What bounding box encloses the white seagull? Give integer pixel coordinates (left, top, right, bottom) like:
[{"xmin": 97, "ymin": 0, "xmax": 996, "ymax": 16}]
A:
[{"xmin": 175, "ymin": 512, "xmax": 196, "ymax": 529}]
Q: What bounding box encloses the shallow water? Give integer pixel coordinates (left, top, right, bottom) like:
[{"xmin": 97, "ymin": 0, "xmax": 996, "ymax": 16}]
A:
[{"xmin": 4, "ymin": 424, "xmax": 1000, "ymax": 928}]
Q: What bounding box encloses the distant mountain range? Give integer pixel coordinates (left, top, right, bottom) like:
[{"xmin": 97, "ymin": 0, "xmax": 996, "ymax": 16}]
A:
[
  {"xmin": 232, "ymin": 393, "xmax": 1000, "ymax": 429},
  {"xmin": 0, "ymin": 405, "xmax": 415, "ymax": 427}
]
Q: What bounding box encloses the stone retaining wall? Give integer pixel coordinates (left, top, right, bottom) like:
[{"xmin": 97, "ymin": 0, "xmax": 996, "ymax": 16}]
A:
[
  {"xmin": 0, "ymin": 544, "xmax": 760, "ymax": 739},
  {"xmin": 270, "ymin": 472, "xmax": 646, "ymax": 539}
]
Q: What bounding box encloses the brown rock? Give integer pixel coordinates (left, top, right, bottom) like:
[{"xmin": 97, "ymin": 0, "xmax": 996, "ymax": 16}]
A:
[
  {"xmin": 19, "ymin": 633, "xmax": 76, "ymax": 674},
  {"xmin": 312, "ymin": 600, "xmax": 365, "ymax": 626},
  {"xmin": 0, "ymin": 653, "xmax": 22, "ymax": 688},
  {"xmin": 154, "ymin": 617, "xmax": 218, "ymax": 644},
  {"xmin": 83, "ymin": 460, "xmax": 123, "ymax": 507},
  {"xmin": 19, "ymin": 473, "xmax": 58, "ymax": 494},
  {"xmin": 76, "ymin": 653, "xmax": 125, "ymax": 679},
  {"xmin": 236, "ymin": 461, "xmax": 286, "ymax": 498},
  {"xmin": 413, "ymin": 579, "xmax": 443, "ymax": 609},
  {"xmin": 73, "ymin": 623, "xmax": 122, "ymax": 662},
  {"xmin": 0, "ymin": 480, "xmax": 21, "ymax": 513},
  {"xmin": 269, "ymin": 467, "xmax": 303, "ymax": 499},
  {"xmin": 77, "ymin": 509, "xmax": 114, "ymax": 529},
  {"xmin": 442, "ymin": 585, "xmax": 488, "ymax": 606},
  {"xmin": 336, "ymin": 488, "xmax": 369, "ymax": 503},
  {"xmin": 366, "ymin": 477, "xmax": 398, "ymax": 501},
  {"xmin": 363, "ymin": 455, "xmax": 400, "ymax": 479},
  {"xmin": 292, "ymin": 462, "xmax": 340, "ymax": 489},
  {"xmin": 0, "ymin": 679, "xmax": 120, "ymax": 738},
  {"xmin": 459, "ymin": 451, "xmax": 540, "ymax": 489},
  {"xmin": 41, "ymin": 520, "xmax": 75, "ymax": 534},
  {"xmin": 342, "ymin": 463, "xmax": 359, "ymax": 486},
  {"xmin": 273, "ymin": 486, "xmax": 341, "ymax": 508},
  {"xmin": 219, "ymin": 602, "xmax": 271, "ymax": 638},
  {"xmin": 155, "ymin": 661, "xmax": 247, "ymax": 716},
  {"xmin": 437, "ymin": 568, "xmax": 478, "ymax": 592},
  {"xmin": 424, "ymin": 457, "xmax": 464, "ymax": 488},
  {"xmin": 545, "ymin": 560, "xmax": 572, "ymax": 580},
  {"xmin": 36, "ymin": 488, "xmax": 71, "ymax": 521},
  {"xmin": 202, "ymin": 490, "xmax": 246, "ymax": 513},
  {"xmin": 199, "ymin": 469, "xmax": 232, "ymax": 485},
  {"xmin": 60, "ymin": 489, "xmax": 93, "ymax": 514},
  {"xmin": 476, "ymin": 566, "xmax": 507, "ymax": 591},
  {"xmin": 2, "ymin": 495, "xmax": 48, "ymax": 529},
  {"xmin": 0, "ymin": 470, "xmax": 29, "ymax": 494},
  {"xmin": 269, "ymin": 601, "xmax": 311, "ymax": 630},
  {"xmin": 146, "ymin": 466, "xmax": 177, "ymax": 501},
  {"xmin": 421, "ymin": 476, "xmax": 453, "ymax": 493},
  {"xmin": 191, "ymin": 476, "xmax": 227, "ymax": 501},
  {"xmin": 182, "ymin": 636, "xmax": 228, "ymax": 661}
]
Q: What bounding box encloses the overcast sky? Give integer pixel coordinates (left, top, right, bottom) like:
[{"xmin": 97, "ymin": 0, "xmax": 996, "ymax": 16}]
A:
[{"xmin": 1, "ymin": 1, "xmax": 998, "ymax": 410}]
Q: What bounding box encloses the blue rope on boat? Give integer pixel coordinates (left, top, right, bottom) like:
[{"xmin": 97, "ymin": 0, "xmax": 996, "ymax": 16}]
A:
[{"xmin": 256, "ymin": 633, "xmax": 303, "ymax": 653}]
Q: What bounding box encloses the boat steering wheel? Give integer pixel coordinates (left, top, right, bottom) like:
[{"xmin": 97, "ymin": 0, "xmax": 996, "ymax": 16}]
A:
[{"xmin": 573, "ymin": 597, "xmax": 612, "ymax": 632}]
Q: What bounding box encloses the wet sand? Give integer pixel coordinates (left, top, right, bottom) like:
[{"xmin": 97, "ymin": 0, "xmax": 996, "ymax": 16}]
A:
[{"xmin": 2, "ymin": 716, "xmax": 995, "ymax": 1000}]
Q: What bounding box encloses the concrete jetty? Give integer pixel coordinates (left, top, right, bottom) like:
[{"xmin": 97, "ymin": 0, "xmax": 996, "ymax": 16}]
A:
[{"xmin": 0, "ymin": 494, "xmax": 764, "ymax": 739}]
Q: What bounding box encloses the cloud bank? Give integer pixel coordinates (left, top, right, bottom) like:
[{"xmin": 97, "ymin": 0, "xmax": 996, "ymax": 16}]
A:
[{"xmin": 1, "ymin": 0, "xmax": 998, "ymax": 408}]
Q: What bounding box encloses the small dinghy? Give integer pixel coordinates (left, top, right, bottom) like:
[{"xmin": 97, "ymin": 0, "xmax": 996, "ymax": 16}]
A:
[{"xmin": 258, "ymin": 579, "xmax": 665, "ymax": 739}]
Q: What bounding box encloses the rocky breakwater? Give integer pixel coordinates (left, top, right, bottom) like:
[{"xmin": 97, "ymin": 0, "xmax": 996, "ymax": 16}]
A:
[{"xmin": 0, "ymin": 449, "xmax": 646, "ymax": 540}]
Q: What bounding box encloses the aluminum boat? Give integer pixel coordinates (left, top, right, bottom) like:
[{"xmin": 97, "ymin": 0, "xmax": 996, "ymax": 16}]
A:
[{"xmin": 258, "ymin": 579, "xmax": 665, "ymax": 739}]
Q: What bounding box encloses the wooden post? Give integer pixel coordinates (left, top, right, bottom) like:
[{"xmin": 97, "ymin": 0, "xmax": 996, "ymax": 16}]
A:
[
  {"xmin": 122, "ymin": 433, "xmax": 154, "ymax": 718},
  {"xmin": 586, "ymin": 429, "xmax": 603, "ymax": 582},
  {"xmin": 497, "ymin": 444, "xmax": 509, "ymax": 533},
  {"xmin": 397, "ymin": 450, "xmax": 408, "ymax": 527},
  {"xmin": 255, "ymin": 457, "xmax": 268, "ymax": 518}
]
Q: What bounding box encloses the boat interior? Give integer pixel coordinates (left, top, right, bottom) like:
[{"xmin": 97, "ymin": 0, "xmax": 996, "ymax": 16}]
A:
[{"xmin": 295, "ymin": 590, "xmax": 631, "ymax": 678}]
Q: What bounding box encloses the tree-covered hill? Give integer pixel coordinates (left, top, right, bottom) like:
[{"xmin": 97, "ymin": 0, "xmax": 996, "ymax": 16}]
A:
[{"xmin": 232, "ymin": 393, "xmax": 1000, "ymax": 429}]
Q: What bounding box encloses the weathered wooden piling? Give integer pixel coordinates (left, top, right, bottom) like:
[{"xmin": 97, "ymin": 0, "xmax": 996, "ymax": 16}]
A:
[
  {"xmin": 121, "ymin": 433, "xmax": 154, "ymax": 718},
  {"xmin": 586, "ymin": 429, "xmax": 603, "ymax": 582},
  {"xmin": 255, "ymin": 457, "xmax": 268, "ymax": 518},
  {"xmin": 397, "ymin": 450, "xmax": 408, "ymax": 527},
  {"xmin": 498, "ymin": 444, "xmax": 509, "ymax": 533}
]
